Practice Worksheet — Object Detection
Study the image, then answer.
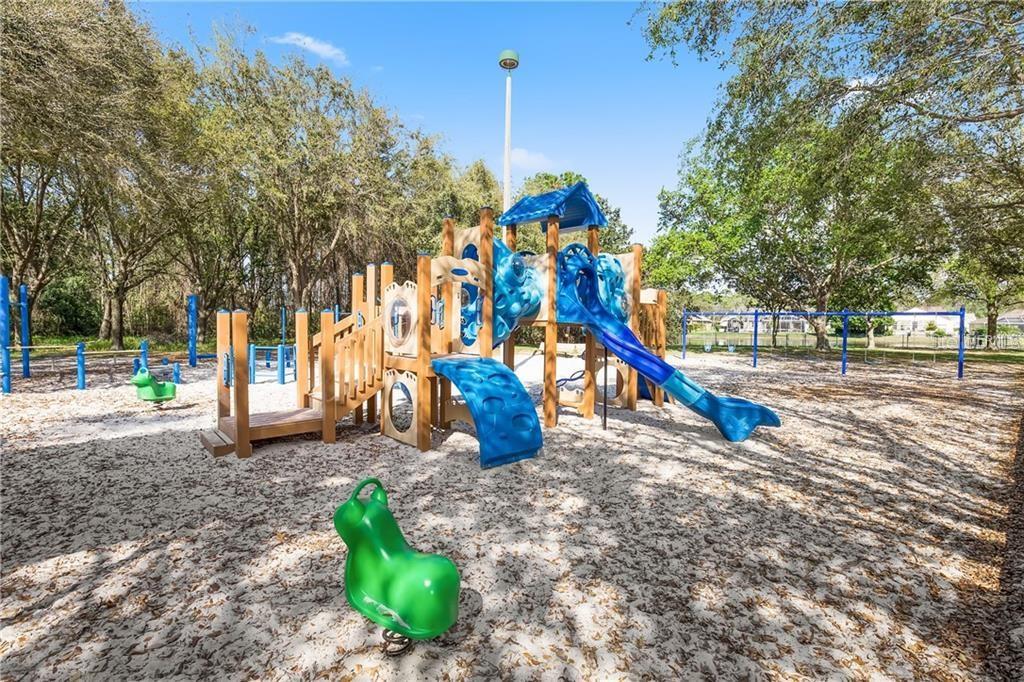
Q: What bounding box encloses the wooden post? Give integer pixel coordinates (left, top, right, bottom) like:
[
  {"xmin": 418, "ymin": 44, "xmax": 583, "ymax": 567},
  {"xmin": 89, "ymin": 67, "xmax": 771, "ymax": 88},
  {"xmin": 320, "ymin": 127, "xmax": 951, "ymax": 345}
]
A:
[
  {"xmin": 320, "ymin": 309, "xmax": 336, "ymax": 443},
  {"xmin": 379, "ymin": 262, "xmax": 394, "ymax": 437},
  {"xmin": 544, "ymin": 216, "xmax": 560, "ymax": 428},
  {"xmin": 581, "ymin": 225, "xmax": 600, "ymax": 419},
  {"xmin": 231, "ymin": 310, "xmax": 252, "ymax": 458},
  {"xmin": 503, "ymin": 223, "xmax": 518, "ymax": 370},
  {"xmin": 295, "ymin": 309, "xmax": 310, "ymax": 408},
  {"xmin": 365, "ymin": 264, "xmax": 378, "ymax": 424},
  {"xmin": 626, "ymin": 244, "xmax": 643, "ymax": 411},
  {"xmin": 351, "ymin": 272, "xmax": 365, "ymax": 425},
  {"xmin": 216, "ymin": 310, "xmax": 231, "ymax": 420},
  {"xmin": 440, "ymin": 218, "xmax": 455, "ymax": 427},
  {"xmin": 415, "ymin": 254, "xmax": 432, "ymax": 451},
  {"xmin": 380, "ymin": 262, "xmax": 394, "ymax": 292},
  {"xmin": 653, "ymin": 289, "xmax": 668, "ymax": 406},
  {"xmin": 479, "ymin": 208, "xmax": 495, "ymax": 359}
]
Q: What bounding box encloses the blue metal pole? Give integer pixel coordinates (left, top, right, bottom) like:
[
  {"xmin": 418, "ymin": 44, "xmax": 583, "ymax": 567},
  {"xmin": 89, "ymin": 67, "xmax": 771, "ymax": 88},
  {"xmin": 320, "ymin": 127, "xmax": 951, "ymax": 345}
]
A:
[
  {"xmin": 140, "ymin": 339, "xmax": 149, "ymax": 370},
  {"xmin": 172, "ymin": 362, "xmax": 181, "ymax": 384},
  {"xmin": 681, "ymin": 308, "xmax": 688, "ymax": 360},
  {"xmin": 752, "ymin": 309, "xmax": 760, "ymax": 368},
  {"xmin": 841, "ymin": 310, "xmax": 849, "ymax": 375},
  {"xmin": 293, "ymin": 344, "xmax": 298, "ymax": 381},
  {"xmin": 19, "ymin": 283, "xmax": 30, "ymax": 378},
  {"xmin": 76, "ymin": 342, "xmax": 86, "ymax": 390},
  {"xmin": 334, "ymin": 304, "xmax": 340, "ymax": 323},
  {"xmin": 187, "ymin": 294, "xmax": 198, "ymax": 367},
  {"xmin": 280, "ymin": 306, "xmax": 286, "ymax": 345},
  {"xmin": 248, "ymin": 343, "xmax": 256, "ymax": 383},
  {"xmin": 957, "ymin": 305, "xmax": 965, "ymax": 379},
  {"xmin": 277, "ymin": 343, "xmax": 286, "ymax": 384},
  {"xmin": 1, "ymin": 275, "xmax": 10, "ymax": 394}
]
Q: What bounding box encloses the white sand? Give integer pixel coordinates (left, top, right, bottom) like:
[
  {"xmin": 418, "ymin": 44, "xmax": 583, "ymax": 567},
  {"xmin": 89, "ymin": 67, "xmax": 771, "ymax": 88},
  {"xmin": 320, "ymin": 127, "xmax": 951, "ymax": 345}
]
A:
[{"xmin": 1, "ymin": 353, "xmax": 1021, "ymax": 679}]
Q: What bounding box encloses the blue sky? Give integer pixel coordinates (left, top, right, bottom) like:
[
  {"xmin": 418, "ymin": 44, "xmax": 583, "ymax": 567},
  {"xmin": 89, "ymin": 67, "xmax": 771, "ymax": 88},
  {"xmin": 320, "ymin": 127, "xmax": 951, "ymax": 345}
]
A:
[{"xmin": 134, "ymin": 1, "xmax": 726, "ymax": 244}]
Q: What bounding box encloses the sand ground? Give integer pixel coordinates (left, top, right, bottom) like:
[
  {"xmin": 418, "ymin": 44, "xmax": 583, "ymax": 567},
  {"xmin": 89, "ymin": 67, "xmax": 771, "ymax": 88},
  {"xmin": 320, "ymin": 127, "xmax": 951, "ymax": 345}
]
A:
[{"xmin": 1, "ymin": 353, "xmax": 1022, "ymax": 680}]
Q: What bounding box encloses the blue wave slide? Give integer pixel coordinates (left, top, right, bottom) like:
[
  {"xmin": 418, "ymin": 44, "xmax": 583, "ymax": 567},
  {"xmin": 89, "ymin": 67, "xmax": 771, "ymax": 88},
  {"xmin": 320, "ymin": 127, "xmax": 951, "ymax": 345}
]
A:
[{"xmin": 560, "ymin": 246, "xmax": 781, "ymax": 442}]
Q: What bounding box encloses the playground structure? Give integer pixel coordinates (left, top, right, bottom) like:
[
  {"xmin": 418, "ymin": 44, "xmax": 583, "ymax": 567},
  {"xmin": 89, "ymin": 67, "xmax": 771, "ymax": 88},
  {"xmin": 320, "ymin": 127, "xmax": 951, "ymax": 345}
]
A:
[
  {"xmin": 681, "ymin": 308, "xmax": 969, "ymax": 378},
  {"xmin": 201, "ymin": 183, "xmax": 780, "ymax": 462}
]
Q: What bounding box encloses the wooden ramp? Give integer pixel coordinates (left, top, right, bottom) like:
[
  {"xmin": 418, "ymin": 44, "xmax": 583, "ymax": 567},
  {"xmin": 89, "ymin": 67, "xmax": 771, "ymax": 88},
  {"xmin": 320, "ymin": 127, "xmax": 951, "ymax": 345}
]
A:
[{"xmin": 200, "ymin": 408, "xmax": 322, "ymax": 457}]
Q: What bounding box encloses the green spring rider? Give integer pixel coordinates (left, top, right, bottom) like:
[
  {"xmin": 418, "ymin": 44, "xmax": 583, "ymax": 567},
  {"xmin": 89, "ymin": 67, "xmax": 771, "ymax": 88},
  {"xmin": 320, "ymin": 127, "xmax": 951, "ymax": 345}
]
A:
[
  {"xmin": 130, "ymin": 367, "xmax": 176, "ymax": 404},
  {"xmin": 333, "ymin": 478, "xmax": 460, "ymax": 654}
]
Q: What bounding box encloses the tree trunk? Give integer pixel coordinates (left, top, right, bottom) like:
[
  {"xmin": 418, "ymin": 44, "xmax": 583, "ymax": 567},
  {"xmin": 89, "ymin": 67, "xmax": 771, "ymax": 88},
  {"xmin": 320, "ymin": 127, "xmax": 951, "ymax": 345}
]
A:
[
  {"xmin": 771, "ymin": 313, "xmax": 779, "ymax": 347},
  {"xmin": 866, "ymin": 316, "xmax": 876, "ymax": 349},
  {"xmin": 99, "ymin": 294, "xmax": 111, "ymax": 340},
  {"xmin": 810, "ymin": 314, "xmax": 831, "ymax": 351},
  {"xmin": 986, "ymin": 307, "xmax": 998, "ymax": 350},
  {"xmin": 110, "ymin": 292, "xmax": 126, "ymax": 350}
]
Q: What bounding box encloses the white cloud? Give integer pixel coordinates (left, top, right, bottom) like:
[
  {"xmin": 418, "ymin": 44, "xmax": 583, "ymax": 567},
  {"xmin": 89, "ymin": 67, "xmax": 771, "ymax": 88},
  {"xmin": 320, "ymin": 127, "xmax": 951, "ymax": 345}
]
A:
[
  {"xmin": 269, "ymin": 32, "xmax": 349, "ymax": 66},
  {"xmin": 509, "ymin": 147, "xmax": 553, "ymax": 172}
]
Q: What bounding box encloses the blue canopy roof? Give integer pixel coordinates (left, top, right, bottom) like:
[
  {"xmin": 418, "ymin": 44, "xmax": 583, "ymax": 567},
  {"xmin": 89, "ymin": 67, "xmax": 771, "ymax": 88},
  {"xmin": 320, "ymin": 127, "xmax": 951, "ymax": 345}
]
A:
[{"xmin": 497, "ymin": 182, "xmax": 607, "ymax": 232}]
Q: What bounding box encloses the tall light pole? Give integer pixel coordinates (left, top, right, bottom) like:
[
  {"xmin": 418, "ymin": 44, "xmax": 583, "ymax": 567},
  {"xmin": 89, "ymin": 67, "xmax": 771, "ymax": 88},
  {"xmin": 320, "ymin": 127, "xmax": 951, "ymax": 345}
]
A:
[{"xmin": 499, "ymin": 49, "xmax": 519, "ymax": 212}]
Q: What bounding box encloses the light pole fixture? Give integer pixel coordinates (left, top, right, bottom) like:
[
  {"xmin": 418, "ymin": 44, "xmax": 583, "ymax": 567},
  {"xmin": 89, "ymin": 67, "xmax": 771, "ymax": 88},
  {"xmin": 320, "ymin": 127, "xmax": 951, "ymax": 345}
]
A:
[{"xmin": 499, "ymin": 49, "xmax": 519, "ymax": 213}]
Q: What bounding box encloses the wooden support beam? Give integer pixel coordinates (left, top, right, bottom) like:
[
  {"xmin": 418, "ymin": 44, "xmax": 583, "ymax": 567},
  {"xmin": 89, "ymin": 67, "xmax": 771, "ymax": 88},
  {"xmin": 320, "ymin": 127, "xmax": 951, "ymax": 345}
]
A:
[
  {"xmin": 478, "ymin": 208, "xmax": 494, "ymax": 359},
  {"xmin": 415, "ymin": 254, "xmax": 432, "ymax": 451},
  {"xmin": 626, "ymin": 243, "xmax": 643, "ymax": 412},
  {"xmin": 216, "ymin": 310, "xmax": 231, "ymax": 419},
  {"xmin": 231, "ymin": 310, "xmax": 252, "ymax": 458},
  {"xmin": 352, "ymin": 270, "xmax": 368, "ymax": 425},
  {"xmin": 351, "ymin": 272, "xmax": 365, "ymax": 324},
  {"xmin": 544, "ymin": 216, "xmax": 560, "ymax": 428},
  {"xmin": 503, "ymin": 223, "xmax": 518, "ymax": 370},
  {"xmin": 320, "ymin": 310, "xmax": 336, "ymax": 443},
  {"xmin": 295, "ymin": 309, "xmax": 310, "ymax": 408},
  {"xmin": 365, "ymin": 263, "xmax": 378, "ymax": 423},
  {"xmin": 379, "ymin": 263, "xmax": 394, "ymax": 437},
  {"xmin": 581, "ymin": 226, "xmax": 600, "ymax": 419},
  {"xmin": 653, "ymin": 289, "xmax": 667, "ymax": 407},
  {"xmin": 440, "ymin": 218, "xmax": 455, "ymax": 427}
]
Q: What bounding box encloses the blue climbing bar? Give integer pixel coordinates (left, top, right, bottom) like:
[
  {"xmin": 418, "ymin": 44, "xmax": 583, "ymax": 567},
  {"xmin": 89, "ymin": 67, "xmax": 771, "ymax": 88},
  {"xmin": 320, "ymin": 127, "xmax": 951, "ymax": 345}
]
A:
[
  {"xmin": 187, "ymin": 294, "xmax": 198, "ymax": 367},
  {"xmin": 1, "ymin": 275, "xmax": 10, "ymax": 394},
  {"xmin": 841, "ymin": 311, "xmax": 849, "ymax": 375},
  {"xmin": 76, "ymin": 342, "xmax": 86, "ymax": 390},
  {"xmin": 19, "ymin": 283, "xmax": 30, "ymax": 378},
  {"xmin": 957, "ymin": 305, "xmax": 966, "ymax": 379},
  {"xmin": 140, "ymin": 340, "xmax": 149, "ymax": 370},
  {"xmin": 277, "ymin": 343, "xmax": 286, "ymax": 384}
]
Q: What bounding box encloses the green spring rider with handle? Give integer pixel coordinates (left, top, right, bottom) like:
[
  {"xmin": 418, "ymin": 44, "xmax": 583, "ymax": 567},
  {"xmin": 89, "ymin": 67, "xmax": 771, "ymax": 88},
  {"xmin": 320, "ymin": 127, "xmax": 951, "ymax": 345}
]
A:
[
  {"xmin": 130, "ymin": 367, "xmax": 176, "ymax": 404},
  {"xmin": 333, "ymin": 478, "xmax": 461, "ymax": 654}
]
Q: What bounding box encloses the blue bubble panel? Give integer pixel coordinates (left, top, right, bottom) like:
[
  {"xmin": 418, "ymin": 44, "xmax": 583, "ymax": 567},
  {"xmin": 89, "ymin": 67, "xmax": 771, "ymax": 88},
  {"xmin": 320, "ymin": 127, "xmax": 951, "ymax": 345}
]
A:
[{"xmin": 431, "ymin": 356, "xmax": 542, "ymax": 468}]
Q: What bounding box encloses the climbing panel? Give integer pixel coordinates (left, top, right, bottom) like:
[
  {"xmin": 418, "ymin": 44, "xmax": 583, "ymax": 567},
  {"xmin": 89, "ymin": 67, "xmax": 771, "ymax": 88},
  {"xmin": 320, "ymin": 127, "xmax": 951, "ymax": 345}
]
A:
[{"xmin": 431, "ymin": 355, "xmax": 542, "ymax": 468}]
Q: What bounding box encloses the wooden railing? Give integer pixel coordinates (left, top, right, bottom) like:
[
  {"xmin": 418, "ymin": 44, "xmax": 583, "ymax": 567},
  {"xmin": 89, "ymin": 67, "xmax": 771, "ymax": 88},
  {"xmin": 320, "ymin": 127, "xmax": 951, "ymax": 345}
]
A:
[{"xmin": 335, "ymin": 315, "xmax": 383, "ymax": 414}]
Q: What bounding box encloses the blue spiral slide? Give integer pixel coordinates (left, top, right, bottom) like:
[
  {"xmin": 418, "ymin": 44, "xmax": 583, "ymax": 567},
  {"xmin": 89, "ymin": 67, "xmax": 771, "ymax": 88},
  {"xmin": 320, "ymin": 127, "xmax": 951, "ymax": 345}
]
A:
[{"xmin": 564, "ymin": 248, "xmax": 781, "ymax": 442}]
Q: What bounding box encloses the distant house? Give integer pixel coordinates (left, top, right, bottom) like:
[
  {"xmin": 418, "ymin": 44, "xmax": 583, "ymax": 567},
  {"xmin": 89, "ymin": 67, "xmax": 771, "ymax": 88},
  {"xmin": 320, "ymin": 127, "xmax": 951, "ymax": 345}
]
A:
[
  {"xmin": 997, "ymin": 309, "xmax": 1024, "ymax": 332},
  {"xmin": 893, "ymin": 307, "xmax": 975, "ymax": 336},
  {"xmin": 715, "ymin": 312, "xmax": 809, "ymax": 334}
]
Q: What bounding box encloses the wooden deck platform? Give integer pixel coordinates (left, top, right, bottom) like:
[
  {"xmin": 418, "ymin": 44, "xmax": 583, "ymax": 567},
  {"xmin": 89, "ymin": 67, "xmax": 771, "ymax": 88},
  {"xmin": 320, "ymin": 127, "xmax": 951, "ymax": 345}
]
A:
[{"xmin": 201, "ymin": 408, "xmax": 323, "ymax": 456}]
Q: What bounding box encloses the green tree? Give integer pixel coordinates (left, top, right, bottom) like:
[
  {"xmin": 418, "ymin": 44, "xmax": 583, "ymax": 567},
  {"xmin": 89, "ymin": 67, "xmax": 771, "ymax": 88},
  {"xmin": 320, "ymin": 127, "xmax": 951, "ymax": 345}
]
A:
[
  {"xmin": 1, "ymin": 0, "xmax": 163, "ymax": 324},
  {"xmin": 648, "ymin": 120, "xmax": 944, "ymax": 349},
  {"xmin": 641, "ymin": 0, "xmax": 1023, "ymax": 350}
]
